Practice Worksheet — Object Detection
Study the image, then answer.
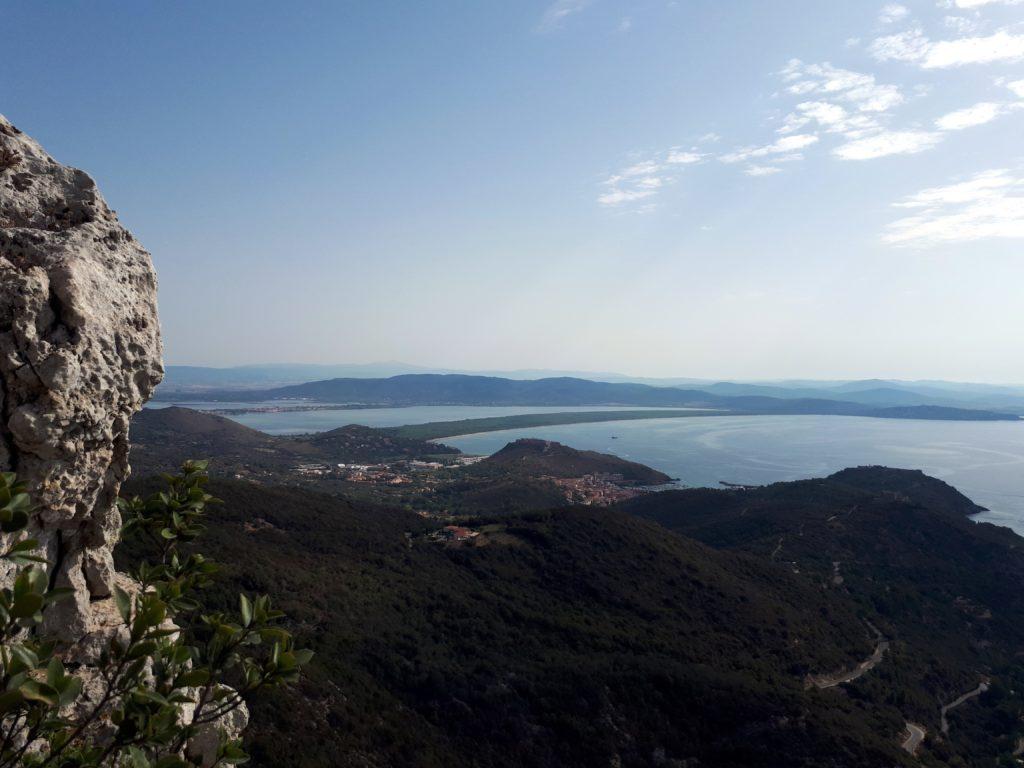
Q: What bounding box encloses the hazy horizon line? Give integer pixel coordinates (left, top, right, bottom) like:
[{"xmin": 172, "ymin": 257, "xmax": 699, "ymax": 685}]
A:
[{"xmin": 160, "ymin": 362, "xmax": 1024, "ymax": 388}]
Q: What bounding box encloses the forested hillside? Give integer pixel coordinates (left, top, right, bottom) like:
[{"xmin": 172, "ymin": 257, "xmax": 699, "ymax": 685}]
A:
[
  {"xmin": 619, "ymin": 467, "xmax": 1024, "ymax": 764},
  {"xmin": 116, "ymin": 464, "xmax": 1024, "ymax": 767}
]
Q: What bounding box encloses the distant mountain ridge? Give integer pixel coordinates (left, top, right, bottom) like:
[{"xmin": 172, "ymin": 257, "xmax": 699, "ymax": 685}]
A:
[
  {"xmin": 702, "ymin": 381, "xmax": 1024, "ymax": 413},
  {"xmin": 155, "ymin": 374, "xmax": 1021, "ymax": 421},
  {"xmin": 159, "ymin": 362, "xmax": 439, "ymax": 390},
  {"xmin": 161, "ymin": 364, "xmax": 1024, "ymax": 398},
  {"xmin": 160, "ymin": 365, "xmax": 1024, "ymax": 414}
]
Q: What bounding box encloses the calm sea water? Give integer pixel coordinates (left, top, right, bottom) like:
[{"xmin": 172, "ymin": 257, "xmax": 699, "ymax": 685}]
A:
[
  {"xmin": 146, "ymin": 403, "xmax": 1024, "ymax": 535},
  {"xmin": 440, "ymin": 415, "xmax": 1024, "ymax": 535}
]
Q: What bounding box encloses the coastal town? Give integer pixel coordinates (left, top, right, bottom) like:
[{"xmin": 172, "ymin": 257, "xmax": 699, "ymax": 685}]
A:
[
  {"xmin": 298, "ymin": 456, "xmax": 654, "ymax": 505},
  {"xmin": 291, "ymin": 451, "xmax": 663, "ymax": 544},
  {"xmin": 552, "ymin": 473, "xmax": 649, "ymax": 505},
  {"xmin": 295, "ymin": 454, "xmax": 486, "ymax": 484}
]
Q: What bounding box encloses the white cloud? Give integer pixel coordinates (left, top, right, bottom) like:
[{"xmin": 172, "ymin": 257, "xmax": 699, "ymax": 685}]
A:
[
  {"xmin": 893, "ymin": 168, "xmax": 1016, "ymax": 207},
  {"xmin": 536, "ymin": 0, "xmax": 590, "ymax": 32},
  {"xmin": 598, "ymin": 188, "xmax": 658, "ymax": 206},
  {"xmin": 781, "ymin": 60, "xmax": 904, "ymax": 112},
  {"xmin": 767, "ymin": 62, "xmax": 917, "ymax": 160},
  {"xmin": 619, "ymin": 160, "xmax": 662, "ymax": 177},
  {"xmin": 698, "ymin": 132, "xmax": 722, "ymax": 143},
  {"xmin": 780, "ymin": 100, "xmax": 888, "ymax": 140},
  {"xmin": 601, "ymin": 11, "xmax": 1024, "ymax": 199},
  {"xmin": 884, "ymin": 168, "xmax": 1024, "ymax": 245},
  {"xmin": 948, "ymin": 0, "xmax": 1022, "ymax": 7},
  {"xmin": 879, "ymin": 4, "xmax": 910, "ymax": 23},
  {"xmin": 927, "ymin": 31, "xmax": 1024, "ymax": 67},
  {"xmin": 943, "ymin": 16, "xmax": 980, "ymax": 35},
  {"xmin": 777, "ymin": 113, "xmax": 811, "ymax": 134},
  {"xmin": 727, "ymin": 59, "xmax": 944, "ymax": 166},
  {"xmin": 745, "ymin": 165, "xmax": 782, "ymax": 177},
  {"xmin": 720, "ymin": 133, "xmax": 819, "ymax": 163},
  {"xmin": 600, "ymin": 163, "xmax": 667, "ymax": 207},
  {"xmin": 870, "ymin": 28, "xmax": 933, "ymax": 63},
  {"xmin": 666, "ymin": 149, "xmax": 706, "ymax": 164},
  {"xmin": 798, "ymin": 101, "xmax": 849, "ymax": 125},
  {"xmin": 833, "ymin": 130, "xmax": 943, "ymax": 160},
  {"xmin": 935, "ymin": 101, "xmax": 1012, "ymax": 130},
  {"xmin": 599, "ymin": 145, "xmax": 711, "ymax": 207},
  {"xmin": 872, "ymin": 28, "xmax": 1024, "ymax": 68}
]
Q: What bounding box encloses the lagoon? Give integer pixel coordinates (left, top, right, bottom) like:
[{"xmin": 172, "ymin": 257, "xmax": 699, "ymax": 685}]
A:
[{"xmin": 148, "ymin": 403, "xmax": 1024, "ymax": 535}]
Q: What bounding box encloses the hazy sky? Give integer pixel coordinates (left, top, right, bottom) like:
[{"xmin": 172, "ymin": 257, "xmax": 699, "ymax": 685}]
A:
[{"xmin": 3, "ymin": 1, "xmax": 1024, "ymax": 380}]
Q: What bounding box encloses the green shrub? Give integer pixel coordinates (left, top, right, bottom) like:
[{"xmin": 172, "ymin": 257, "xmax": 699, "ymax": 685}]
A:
[{"xmin": 0, "ymin": 462, "xmax": 310, "ymax": 767}]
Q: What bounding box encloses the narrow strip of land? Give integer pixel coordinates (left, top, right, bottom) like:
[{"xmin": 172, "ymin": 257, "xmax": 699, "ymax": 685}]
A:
[
  {"xmin": 387, "ymin": 409, "xmax": 722, "ymax": 440},
  {"xmin": 207, "ymin": 404, "xmax": 375, "ymax": 415}
]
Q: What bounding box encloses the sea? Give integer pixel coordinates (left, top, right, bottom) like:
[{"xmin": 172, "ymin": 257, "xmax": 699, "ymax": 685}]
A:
[{"xmin": 145, "ymin": 403, "xmax": 1024, "ymax": 535}]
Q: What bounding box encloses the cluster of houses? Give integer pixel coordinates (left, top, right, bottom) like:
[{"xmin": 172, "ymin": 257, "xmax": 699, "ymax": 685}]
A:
[
  {"xmin": 294, "ymin": 461, "xmax": 414, "ymax": 484},
  {"xmin": 429, "ymin": 524, "xmax": 480, "ymax": 545},
  {"xmin": 295, "ymin": 463, "xmax": 333, "ymax": 476},
  {"xmin": 294, "ymin": 454, "xmax": 486, "ymax": 485},
  {"xmin": 552, "ymin": 473, "xmax": 644, "ymax": 506},
  {"xmin": 338, "ymin": 463, "xmax": 413, "ymax": 485}
]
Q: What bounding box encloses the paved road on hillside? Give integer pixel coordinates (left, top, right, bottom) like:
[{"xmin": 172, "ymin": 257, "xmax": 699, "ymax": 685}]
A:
[
  {"xmin": 941, "ymin": 680, "xmax": 990, "ymax": 734},
  {"xmin": 806, "ymin": 638, "xmax": 888, "ymax": 692},
  {"xmin": 808, "ymin": 633, "xmax": 889, "ymax": 689},
  {"xmin": 901, "ymin": 723, "xmax": 927, "ymax": 755}
]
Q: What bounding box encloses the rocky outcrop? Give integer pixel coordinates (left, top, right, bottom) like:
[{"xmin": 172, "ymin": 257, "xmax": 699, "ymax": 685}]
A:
[
  {"xmin": 0, "ymin": 115, "xmax": 250, "ymax": 765},
  {"xmin": 0, "ymin": 114, "xmax": 162, "ymax": 639}
]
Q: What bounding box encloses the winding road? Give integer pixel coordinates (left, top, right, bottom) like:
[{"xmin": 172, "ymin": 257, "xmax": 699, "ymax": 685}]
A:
[
  {"xmin": 940, "ymin": 680, "xmax": 990, "ymax": 735},
  {"xmin": 807, "ymin": 627, "xmax": 889, "ymax": 689},
  {"xmin": 901, "ymin": 723, "xmax": 927, "ymax": 756}
]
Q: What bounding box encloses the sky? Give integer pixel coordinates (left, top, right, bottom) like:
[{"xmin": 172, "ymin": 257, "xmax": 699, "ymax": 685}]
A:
[{"xmin": 2, "ymin": 1, "xmax": 1024, "ymax": 381}]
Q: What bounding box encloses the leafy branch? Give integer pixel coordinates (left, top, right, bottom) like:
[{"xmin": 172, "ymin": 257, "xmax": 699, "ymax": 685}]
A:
[{"xmin": 0, "ymin": 462, "xmax": 311, "ymax": 767}]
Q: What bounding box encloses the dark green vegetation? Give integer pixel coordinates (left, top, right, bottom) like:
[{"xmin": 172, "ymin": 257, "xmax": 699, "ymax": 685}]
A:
[
  {"xmin": 418, "ymin": 468, "xmax": 568, "ymax": 515},
  {"xmin": 484, "ymin": 438, "xmax": 671, "ymax": 485},
  {"xmin": 158, "ymin": 374, "xmax": 1020, "ymax": 421},
  {"xmin": 619, "ymin": 467, "xmax": 1024, "ymax": 766},
  {"xmin": 121, "ymin": 476, "xmax": 916, "ymax": 768},
  {"xmin": 118, "ymin": 444, "xmax": 1024, "ymax": 767},
  {"xmin": 386, "ymin": 409, "xmax": 716, "ymax": 440},
  {"xmin": 0, "ymin": 466, "xmax": 308, "ymax": 768},
  {"xmin": 131, "ymin": 407, "xmax": 456, "ymax": 477}
]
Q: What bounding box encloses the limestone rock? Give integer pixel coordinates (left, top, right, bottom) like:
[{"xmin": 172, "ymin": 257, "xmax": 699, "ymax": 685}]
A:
[
  {"xmin": 0, "ymin": 113, "xmax": 163, "ymax": 635},
  {"xmin": 185, "ymin": 701, "xmax": 250, "ymax": 766},
  {"xmin": 1, "ymin": 115, "xmax": 249, "ymax": 767}
]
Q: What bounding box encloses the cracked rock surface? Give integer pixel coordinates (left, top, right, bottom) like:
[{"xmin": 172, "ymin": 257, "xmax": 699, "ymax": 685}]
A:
[{"xmin": 0, "ymin": 113, "xmax": 163, "ymax": 639}]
